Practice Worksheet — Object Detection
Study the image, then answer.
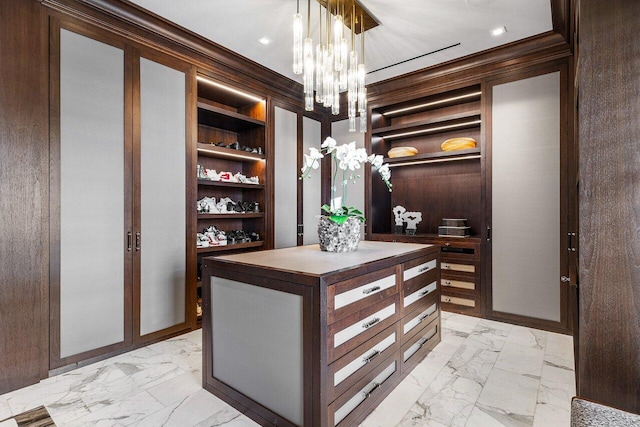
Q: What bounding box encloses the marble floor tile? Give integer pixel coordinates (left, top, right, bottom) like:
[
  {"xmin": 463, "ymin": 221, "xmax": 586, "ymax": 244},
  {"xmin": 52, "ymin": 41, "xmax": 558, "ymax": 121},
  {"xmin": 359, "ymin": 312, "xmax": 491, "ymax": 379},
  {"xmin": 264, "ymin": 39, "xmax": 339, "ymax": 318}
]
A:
[
  {"xmin": 494, "ymin": 342, "xmax": 545, "ymax": 379},
  {"xmin": 360, "ymin": 380, "xmax": 426, "ymax": 427},
  {"xmin": 0, "ymin": 316, "xmax": 575, "ymax": 427},
  {"xmin": 476, "ymin": 368, "xmax": 540, "ymax": 422},
  {"xmin": 506, "ymin": 325, "xmax": 547, "ymax": 350}
]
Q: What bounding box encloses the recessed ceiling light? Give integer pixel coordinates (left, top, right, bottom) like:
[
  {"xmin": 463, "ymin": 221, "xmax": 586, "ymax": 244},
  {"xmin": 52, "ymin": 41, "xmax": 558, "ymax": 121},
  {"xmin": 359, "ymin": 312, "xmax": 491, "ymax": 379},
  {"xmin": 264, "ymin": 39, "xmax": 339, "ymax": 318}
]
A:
[
  {"xmin": 257, "ymin": 36, "xmax": 271, "ymax": 46},
  {"xmin": 491, "ymin": 26, "xmax": 507, "ymax": 36}
]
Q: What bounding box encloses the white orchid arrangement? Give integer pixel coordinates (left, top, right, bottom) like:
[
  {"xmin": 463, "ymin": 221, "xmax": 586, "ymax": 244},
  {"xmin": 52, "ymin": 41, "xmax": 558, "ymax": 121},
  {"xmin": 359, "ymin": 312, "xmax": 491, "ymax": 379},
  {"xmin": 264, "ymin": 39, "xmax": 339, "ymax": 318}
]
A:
[{"xmin": 300, "ymin": 136, "xmax": 392, "ymax": 224}]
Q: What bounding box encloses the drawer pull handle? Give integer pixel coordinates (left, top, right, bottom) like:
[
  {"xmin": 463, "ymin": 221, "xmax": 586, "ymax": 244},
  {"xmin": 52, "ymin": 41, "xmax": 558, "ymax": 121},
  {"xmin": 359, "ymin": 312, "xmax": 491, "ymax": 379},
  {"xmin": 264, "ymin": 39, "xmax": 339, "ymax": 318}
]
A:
[
  {"xmin": 418, "ymin": 313, "xmax": 430, "ymax": 323},
  {"xmin": 362, "ymin": 350, "xmax": 380, "ymax": 364},
  {"xmin": 418, "ymin": 330, "xmax": 438, "ymax": 349},
  {"xmin": 363, "ymin": 382, "xmax": 381, "ymax": 399},
  {"xmin": 420, "ymin": 289, "xmax": 432, "ymax": 297},
  {"xmin": 362, "ymin": 317, "xmax": 380, "ymax": 329},
  {"xmin": 443, "ymin": 280, "xmax": 451, "ymax": 286},
  {"xmin": 362, "ymin": 285, "xmax": 381, "ymax": 295},
  {"xmin": 443, "ymin": 297, "xmax": 451, "ymax": 303},
  {"xmin": 443, "ymin": 264, "xmax": 451, "ymax": 269},
  {"xmin": 418, "ymin": 266, "xmax": 431, "ymax": 273}
]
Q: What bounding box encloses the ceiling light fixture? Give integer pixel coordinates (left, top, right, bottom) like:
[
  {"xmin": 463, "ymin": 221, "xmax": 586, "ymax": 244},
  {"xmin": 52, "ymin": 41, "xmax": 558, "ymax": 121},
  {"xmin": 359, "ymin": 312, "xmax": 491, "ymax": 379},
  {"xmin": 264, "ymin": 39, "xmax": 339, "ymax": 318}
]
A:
[
  {"xmin": 257, "ymin": 36, "xmax": 271, "ymax": 45},
  {"xmin": 491, "ymin": 26, "xmax": 507, "ymax": 36},
  {"xmin": 196, "ymin": 76, "xmax": 265, "ymax": 103},
  {"xmin": 293, "ymin": 0, "xmax": 378, "ymax": 133}
]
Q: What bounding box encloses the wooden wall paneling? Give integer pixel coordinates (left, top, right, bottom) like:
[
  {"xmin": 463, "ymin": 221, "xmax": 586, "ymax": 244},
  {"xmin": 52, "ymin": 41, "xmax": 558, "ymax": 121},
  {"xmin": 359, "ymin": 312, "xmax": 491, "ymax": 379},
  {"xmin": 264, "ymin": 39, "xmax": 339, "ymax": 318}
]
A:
[
  {"xmin": 577, "ymin": 0, "xmax": 640, "ymax": 413},
  {"xmin": 0, "ymin": 0, "xmax": 49, "ymax": 394}
]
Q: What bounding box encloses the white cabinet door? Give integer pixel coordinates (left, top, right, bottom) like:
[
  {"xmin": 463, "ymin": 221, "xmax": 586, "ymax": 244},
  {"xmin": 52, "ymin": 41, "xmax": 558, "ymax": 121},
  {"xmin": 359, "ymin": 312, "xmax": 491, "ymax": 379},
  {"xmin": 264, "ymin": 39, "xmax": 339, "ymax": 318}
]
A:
[
  {"xmin": 138, "ymin": 58, "xmax": 186, "ymax": 336},
  {"xmin": 58, "ymin": 29, "xmax": 127, "ymax": 358},
  {"xmin": 490, "ymin": 71, "xmax": 561, "ymax": 322}
]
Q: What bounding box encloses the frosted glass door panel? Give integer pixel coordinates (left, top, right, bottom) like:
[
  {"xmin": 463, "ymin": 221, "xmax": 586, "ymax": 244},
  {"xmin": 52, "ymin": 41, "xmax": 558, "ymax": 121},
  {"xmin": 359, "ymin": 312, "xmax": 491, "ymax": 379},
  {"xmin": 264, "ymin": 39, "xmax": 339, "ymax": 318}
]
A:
[
  {"xmin": 491, "ymin": 72, "xmax": 561, "ymax": 322},
  {"xmin": 332, "ymin": 120, "xmax": 365, "ymax": 238},
  {"xmin": 302, "ymin": 117, "xmax": 321, "ymax": 244},
  {"xmin": 211, "ymin": 278, "xmax": 303, "ymax": 426},
  {"xmin": 274, "ymin": 107, "xmax": 298, "ymax": 248},
  {"xmin": 59, "ymin": 29, "xmax": 125, "ymax": 358},
  {"xmin": 139, "ymin": 58, "xmax": 186, "ymax": 335}
]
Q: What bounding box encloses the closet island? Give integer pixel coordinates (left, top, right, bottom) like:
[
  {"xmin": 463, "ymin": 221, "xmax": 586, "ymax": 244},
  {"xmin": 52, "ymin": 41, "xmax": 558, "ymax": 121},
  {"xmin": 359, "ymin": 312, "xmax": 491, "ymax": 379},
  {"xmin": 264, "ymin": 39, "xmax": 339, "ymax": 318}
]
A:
[{"xmin": 201, "ymin": 241, "xmax": 441, "ymax": 426}]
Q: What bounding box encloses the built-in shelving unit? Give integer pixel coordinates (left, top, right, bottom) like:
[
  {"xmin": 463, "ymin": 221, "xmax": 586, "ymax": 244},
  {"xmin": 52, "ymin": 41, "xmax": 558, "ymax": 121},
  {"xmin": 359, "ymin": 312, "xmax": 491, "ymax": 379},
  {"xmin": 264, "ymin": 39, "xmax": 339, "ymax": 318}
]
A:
[
  {"xmin": 367, "ymin": 83, "xmax": 485, "ymax": 317},
  {"xmin": 195, "ymin": 75, "xmax": 269, "ymax": 325}
]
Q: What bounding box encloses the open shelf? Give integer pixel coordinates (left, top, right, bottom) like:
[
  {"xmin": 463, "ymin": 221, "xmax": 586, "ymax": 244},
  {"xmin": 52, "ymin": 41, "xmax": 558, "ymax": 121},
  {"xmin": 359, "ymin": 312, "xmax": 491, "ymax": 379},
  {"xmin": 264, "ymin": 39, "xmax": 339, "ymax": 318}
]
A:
[
  {"xmin": 373, "ymin": 114, "xmax": 481, "ymax": 140},
  {"xmin": 197, "ymin": 213, "xmax": 264, "ymax": 219},
  {"xmin": 197, "ymin": 143, "xmax": 265, "ymax": 161},
  {"xmin": 197, "ymin": 179, "xmax": 264, "ymax": 189},
  {"xmin": 197, "ymin": 99, "xmax": 265, "ymax": 132},
  {"xmin": 374, "ymin": 87, "xmax": 482, "ymax": 118},
  {"xmin": 197, "ymin": 240, "xmax": 264, "ymax": 253},
  {"xmin": 386, "ymin": 148, "xmax": 481, "ymax": 167}
]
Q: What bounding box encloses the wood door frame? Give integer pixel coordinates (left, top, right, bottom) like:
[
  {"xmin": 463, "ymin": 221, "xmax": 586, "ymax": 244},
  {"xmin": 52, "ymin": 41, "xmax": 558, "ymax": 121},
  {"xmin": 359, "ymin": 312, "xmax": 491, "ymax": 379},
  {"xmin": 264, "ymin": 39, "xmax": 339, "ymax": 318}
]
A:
[
  {"xmin": 484, "ymin": 59, "xmax": 574, "ymax": 334},
  {"xmin": 49, "ymin": 17, "xmax": 134, "ymax": 369},
  {"xmin": 131, "ymin": 46, "xmax": 195, "ymax": 345}
]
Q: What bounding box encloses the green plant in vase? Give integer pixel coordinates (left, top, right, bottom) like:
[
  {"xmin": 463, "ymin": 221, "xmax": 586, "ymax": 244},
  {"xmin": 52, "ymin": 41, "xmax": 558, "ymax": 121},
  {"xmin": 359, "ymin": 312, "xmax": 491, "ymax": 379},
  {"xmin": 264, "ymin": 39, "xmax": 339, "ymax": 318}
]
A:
[{"xmin": 300, "ymin": 136, "xmax": 392, "ymax": 251}]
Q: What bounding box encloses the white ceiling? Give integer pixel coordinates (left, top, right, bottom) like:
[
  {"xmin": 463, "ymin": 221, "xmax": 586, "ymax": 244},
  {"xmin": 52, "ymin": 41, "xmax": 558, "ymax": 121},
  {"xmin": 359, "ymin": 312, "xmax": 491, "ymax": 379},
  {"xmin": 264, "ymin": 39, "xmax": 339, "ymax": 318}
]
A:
[{"xmin": 128, "ymin": 0, "xmax": 552, "ymax": 85}]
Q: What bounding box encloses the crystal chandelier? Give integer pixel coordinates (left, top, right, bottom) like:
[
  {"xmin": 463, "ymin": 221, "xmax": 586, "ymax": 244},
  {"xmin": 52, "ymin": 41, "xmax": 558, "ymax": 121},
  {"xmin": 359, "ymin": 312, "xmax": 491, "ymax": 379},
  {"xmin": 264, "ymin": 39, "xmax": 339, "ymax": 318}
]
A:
[{"xmin": 293, "ymin": 0, "xmax": 372, "ymax": 133}]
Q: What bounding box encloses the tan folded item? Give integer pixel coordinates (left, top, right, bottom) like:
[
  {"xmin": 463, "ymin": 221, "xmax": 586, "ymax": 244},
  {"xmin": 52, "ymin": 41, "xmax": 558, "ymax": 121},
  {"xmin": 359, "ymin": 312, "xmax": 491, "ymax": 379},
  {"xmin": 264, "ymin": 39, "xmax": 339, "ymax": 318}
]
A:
[
  {"xmin": 441, "ymin": 137, "xmax": 477, "ymax": 151},
  {"xmin": 388, "ymin": 146, "xmax": 418, "ymax": 158}
]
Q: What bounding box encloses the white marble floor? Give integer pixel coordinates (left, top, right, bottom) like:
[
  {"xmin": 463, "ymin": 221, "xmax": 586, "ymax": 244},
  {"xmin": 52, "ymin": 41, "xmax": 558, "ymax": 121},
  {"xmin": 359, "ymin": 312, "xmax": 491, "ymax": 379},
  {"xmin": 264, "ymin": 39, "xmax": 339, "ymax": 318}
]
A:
[{"xmin": 0, "ymin": 312, "xmax": 575, "ymax": 426}]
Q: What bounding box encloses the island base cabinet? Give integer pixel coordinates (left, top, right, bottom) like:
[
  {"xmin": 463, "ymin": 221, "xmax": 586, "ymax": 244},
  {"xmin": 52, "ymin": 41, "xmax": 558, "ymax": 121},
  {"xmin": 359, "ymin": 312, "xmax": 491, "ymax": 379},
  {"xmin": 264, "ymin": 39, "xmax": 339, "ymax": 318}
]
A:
[{"xmin": 201, "ymin": 241, "xmax": 441, "ymax": 427}]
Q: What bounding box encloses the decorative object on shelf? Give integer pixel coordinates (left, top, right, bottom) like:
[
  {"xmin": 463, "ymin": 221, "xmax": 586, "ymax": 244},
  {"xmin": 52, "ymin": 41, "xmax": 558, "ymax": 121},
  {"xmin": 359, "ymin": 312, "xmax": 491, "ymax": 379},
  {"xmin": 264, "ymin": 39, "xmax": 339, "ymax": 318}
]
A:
[
  {"xmin": 292, "ymin": 0, "xmax": 377, "ymax": 132},
  {"xmin": 393, "ymin": 205, "xmax": 406, "ymax": 234},
  {"xmin": 387, "ymin": 146, "xmax": 419, "ymax": 158},
  {"xmin": 402, "ymin": 211, "xmax": 423, "ymax": 235},
  {"xmin": 441, "ymin": 137, "xmax": 477, "ymax": 151},
  {"xmin": 438, "ymin": 218, "xmax": 471, "ymax": 237},
  {"xmin": 301, "ymin": 136, "xmax": 392, "ymax": 252},
  {"xmin": 197, "ymin": 196, "xmax": 260, "ymax": 214}
]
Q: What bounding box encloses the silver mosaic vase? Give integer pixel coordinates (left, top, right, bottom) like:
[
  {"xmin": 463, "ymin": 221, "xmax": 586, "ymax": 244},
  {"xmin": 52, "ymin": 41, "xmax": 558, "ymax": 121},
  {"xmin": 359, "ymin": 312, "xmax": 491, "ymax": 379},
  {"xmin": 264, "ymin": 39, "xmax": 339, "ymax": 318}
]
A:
[{"xmin": 317, "ymin": 216, "xmax": 361, "ymax": 252}]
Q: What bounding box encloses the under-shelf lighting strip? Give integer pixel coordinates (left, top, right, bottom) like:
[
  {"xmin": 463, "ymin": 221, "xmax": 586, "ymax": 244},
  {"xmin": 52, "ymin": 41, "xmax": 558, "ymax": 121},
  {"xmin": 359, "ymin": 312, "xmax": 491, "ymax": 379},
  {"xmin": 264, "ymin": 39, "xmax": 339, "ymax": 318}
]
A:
[
  {"xmin": 196, "ymin": 76, "xmax": 265, "ymax": 103},
  {"xmin": 382, "ymin": 119, "xmax": 481, "ymax": 140},
  {"xmin": 381, "ymin": 91, "xmax": 482, "ymax": 116},
  {"xmin": 197, "ymin": 147, "xmax": 264, "ymax": 161},
  {"xmin": 388, "ymin": 154, "xmax": 481, "ymax": 168}
]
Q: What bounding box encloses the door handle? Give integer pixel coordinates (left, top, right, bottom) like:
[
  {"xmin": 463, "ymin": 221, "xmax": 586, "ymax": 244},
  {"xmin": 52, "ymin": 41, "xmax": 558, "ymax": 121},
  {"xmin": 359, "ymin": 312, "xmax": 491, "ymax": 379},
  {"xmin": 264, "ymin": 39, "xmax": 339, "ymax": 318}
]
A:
[
  {"xmin": 135, "ymin": 232, "xmax": 141, "ymax": 251},
  {"xmin": 127, "ymin": 231, "xmax": 132, "ymax": 251},
  {"xmin": 561, "ymin": 276, "xmax": 570, "ymax": 283}
]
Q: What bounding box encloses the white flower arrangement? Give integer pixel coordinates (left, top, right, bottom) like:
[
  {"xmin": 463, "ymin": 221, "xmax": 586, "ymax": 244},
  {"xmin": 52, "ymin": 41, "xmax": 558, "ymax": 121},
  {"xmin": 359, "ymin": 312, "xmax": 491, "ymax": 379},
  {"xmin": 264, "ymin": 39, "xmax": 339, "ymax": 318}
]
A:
[{"xmin": 300, "ymin": 136, "xmax": 392, "ymax": 224}]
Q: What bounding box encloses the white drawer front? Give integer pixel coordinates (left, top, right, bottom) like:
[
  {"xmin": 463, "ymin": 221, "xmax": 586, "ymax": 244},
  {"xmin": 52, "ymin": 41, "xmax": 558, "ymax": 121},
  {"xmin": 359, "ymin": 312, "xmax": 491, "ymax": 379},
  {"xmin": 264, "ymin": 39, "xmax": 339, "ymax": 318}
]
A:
[
  {"xmin": 334, "ymin": 304, "xmax": 396, "ymax": 348},
  {"xmin": 334, "ymin": 332, "xmax": 397, "ymax": 387},
  {"xmin": 334, "ymin": 360, "xmax": 397, "ymax": 426},
  {"xmin": 403, "ymin": 303, "xmax": 437, "ymax": 335},
  {"xmin": 334, "ymin": 274, "xmax": 396, "ymax": 310},
  {"xmin": 403, "ymin": 326, "xmax": 438, "ymax": 362},
  {"xmin": 442, "ymin": 262, "xmax": 475, "ymax": 273},
  {"xmin": 403, "ymin": 259, "xmax": 437, "ymax": 281},
  {"xmin": 403, "ymin": 281, "xmax": 437, "ymax": 308}
]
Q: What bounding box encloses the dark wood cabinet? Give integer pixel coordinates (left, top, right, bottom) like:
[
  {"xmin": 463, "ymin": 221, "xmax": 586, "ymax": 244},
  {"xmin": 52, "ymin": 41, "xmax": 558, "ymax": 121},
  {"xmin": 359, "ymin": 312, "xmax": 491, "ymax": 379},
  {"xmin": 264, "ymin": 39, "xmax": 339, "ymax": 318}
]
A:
[{"xmin": 201, "ymin": 241, "xmax": 440, "ymax": 426}]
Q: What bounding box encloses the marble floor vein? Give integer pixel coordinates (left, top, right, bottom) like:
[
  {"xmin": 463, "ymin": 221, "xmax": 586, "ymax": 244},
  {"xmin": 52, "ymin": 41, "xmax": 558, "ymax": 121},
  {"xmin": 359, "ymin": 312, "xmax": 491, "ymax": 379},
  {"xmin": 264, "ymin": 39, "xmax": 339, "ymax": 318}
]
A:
[{"xmin": 0, "ymin": 312, "xmax": 575, "ymax": 426}]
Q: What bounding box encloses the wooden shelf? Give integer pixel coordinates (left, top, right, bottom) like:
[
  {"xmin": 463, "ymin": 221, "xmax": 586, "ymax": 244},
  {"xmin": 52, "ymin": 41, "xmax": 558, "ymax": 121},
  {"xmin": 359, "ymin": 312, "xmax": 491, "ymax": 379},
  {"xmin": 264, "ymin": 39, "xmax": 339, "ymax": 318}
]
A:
[
  {"xmin": 197, "ymin": 213, "xmax": 264, "ymax": 219},
  {"xmin": 197, "ymin": 240, "xmax": 264, "ymax": 253},
  {"xmin": 375, "ymin": 87, "xmax": 481, "ymax": 118},
  {"xmin": 197, "ymin": 179, "xmax": 264, "ymax": 189},
  {"xmin": 197, "ymin": 143, "xmax": 265, "ymax": 161},
  {"xmin": 372, "ymin": 113, "xmax": 481, "ymax": 140},
  {"xmin": 197, "ymin": 99, "xmax": 265, "ymax": 132},
  {"xmin": 385, "ymin": 148, "xmax": 481, "ymax": 167}
]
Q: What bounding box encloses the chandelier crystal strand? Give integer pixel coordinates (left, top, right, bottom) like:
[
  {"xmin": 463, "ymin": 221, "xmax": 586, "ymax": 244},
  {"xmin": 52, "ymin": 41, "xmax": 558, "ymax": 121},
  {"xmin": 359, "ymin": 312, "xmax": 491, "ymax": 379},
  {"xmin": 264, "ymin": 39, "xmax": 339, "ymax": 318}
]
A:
[
  {"xmin": 357, "ymin": 13, "xmax": 366, "ymax": 113},
  {"xmin": 333, "ymin": 1, "xmax": 343, "ymax": 71},
  {"xmin": 303, "ymin": 0, "xmax": 314, "ymax": 110},
  {"xmin": 348, "ymin": 10, "xmax": 358, "ymax": 132},
  {"xmin": 359, "ymin": 87, "xmax": 367, "ymax": 132},
  {"xmin": 332, "ymin": 78, "xmax": 340, "ymax": 115},
  {"xmin": 293, "ymin": 0, "xmax": 303, "ymax": 75},
  {"xmin": 315, "ymin": 2, "xmax": 324, "ymax": 104},
  {"xmin": 323, "ymin": 4, "xmax": 333, "ymax": 108}
]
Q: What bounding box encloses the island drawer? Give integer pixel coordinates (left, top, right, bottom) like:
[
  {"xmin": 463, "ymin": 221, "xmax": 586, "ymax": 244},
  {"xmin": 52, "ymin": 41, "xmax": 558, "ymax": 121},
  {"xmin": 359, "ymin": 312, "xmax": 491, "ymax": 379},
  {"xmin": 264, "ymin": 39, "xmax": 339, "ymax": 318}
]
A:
[
  {"xmin": 401, "ymin": 298, "xmax": 439, "ymax": 342},
  {"xmin": 441, "ymin": 293, "xmax": 480, "ymax": 316},
  {"xmin": 327, "ymin": 323, "xmax": 400, "ymax": 403},
  {"xmin": 327, "ymin": 266, "xmax": 398, "ymax": 324},
  {"xmin": 403, "ymin": 279, "xmax": 438, "ymax": 315},
  {"xmin": 329, "ymin": 351, "xmax": 400, "ymax": 427},
  {"xmin": 327, "ymin": 295, "xmax": 400, "ymax": 363},
  {"xmin": 401, "ymin": 317, "xmax": 440, "ymax": 374}
]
